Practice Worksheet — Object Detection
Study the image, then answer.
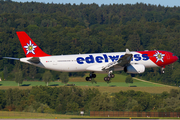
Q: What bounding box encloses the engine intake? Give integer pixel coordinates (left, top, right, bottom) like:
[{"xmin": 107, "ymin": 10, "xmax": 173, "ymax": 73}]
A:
[{"xmin": 124, "ymin": 64, "xmax": 145, "ymax": 74}]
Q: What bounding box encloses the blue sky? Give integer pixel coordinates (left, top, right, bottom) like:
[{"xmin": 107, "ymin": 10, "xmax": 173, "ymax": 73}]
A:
[{"xmin": 12, "ymin": 0, "xmax": 180, "ymax": 7}]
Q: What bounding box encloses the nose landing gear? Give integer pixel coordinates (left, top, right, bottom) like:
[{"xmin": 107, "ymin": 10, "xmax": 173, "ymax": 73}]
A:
[{"xmin": 161, "ymin": 66, "xmax": 165, "ymax": 74}]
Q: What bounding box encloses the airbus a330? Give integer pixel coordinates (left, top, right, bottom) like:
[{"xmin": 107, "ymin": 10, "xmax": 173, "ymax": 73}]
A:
[{"xmin": 4, "ymin": 31, "xmax": 178, "ymax": 81}]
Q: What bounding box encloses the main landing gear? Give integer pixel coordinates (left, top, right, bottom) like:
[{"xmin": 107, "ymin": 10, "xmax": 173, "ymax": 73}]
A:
[
  {"xmin": 104, "ymin": 71, "xmax": 115, "ymax": 81},
  {"xmin": 85, "ymin": 71, "xmax": 115, "ymax": 81},
  {"xmin": 86, "ymin": 72, "xmax": 96, "ymax": 81}
]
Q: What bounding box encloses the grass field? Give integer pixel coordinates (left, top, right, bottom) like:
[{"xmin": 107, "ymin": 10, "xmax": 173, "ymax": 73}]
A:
[
  {"xmin": 0, "ymin": 111, "xmax": 85, "ymax": 119},
  {"xmin": 0, "ymin": 73, "xmax": 179, "ymax": 93},
  {"xmin": 0, "ymin": 80, "xmax": 164, "ymax": 87},
  {"xmin": 0, "ymin": 111, "xmax": 180, "ymax": 119},
  {"xmin": 0, "ymin": 75, "xmax": 179, "ymax": 119},
  {"xmin": 69, "ymin": 73, "xmax": 128, "ymax": 82},
  {"xmin": 0, "ymin": 76, "xmax": 163, "ymax": 87},
  {"xmin": 0, "ymin": 73, "xmax": 164, "ymax": 87},
  {"xmin": 0, "ymin": 85, "xmax": 178, "ymax": 93}
]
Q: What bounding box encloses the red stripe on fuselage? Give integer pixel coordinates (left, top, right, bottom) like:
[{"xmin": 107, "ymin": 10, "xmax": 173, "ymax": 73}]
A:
[{"xmin": 137, "ymin": 50, "xmax": 178, "ymax": 67}]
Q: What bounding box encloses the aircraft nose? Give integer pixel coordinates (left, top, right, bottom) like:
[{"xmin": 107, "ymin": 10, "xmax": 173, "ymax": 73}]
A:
[{"xmin": 175, "ymin": 56, "xmax": 179, "ymax": 62}]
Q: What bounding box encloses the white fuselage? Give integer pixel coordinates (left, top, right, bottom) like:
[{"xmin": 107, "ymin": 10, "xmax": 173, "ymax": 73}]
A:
[{"xmin": 20, "ymin": 52, "xmax": 157, "ymax": 73}]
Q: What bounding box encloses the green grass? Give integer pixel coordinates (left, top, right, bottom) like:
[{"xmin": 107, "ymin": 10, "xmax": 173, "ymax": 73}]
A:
[
  {"xmin": 69, "ymin": 73, "xmax": 128, "ymax": 82},
  {"xmin": 0, "ymin": 79, "xmax": 163, "ymax": 87},
  {"xmin": 0, "ymin": 81, "xmax": 64, "ymax": 86},
  {"xmin": 67, "ymin": 81, "xmax": 163, "ymax": 87},
  {"xmin": 0, "ymin": 111, "xmax": 180, "ymax": 119},
  {"xmin": 0, "ymin": 73, "xmax": 170, "ymax": 87},
  {"xmin": 0, "ymin": 111, "xmax": 85, "ymax": 119},
  {"xmin": 0, "ymin": 73, "xmax": 179, "ymax": 93}
]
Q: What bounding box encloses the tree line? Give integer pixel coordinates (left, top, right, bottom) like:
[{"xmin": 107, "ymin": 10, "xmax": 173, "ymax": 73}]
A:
[
  {"xmin": 0, "ymin": 86, "xmax": 180, "ymax": 112},
  {"xmin": 0, "ymin": 1, "xmax": 180, "ymax": 85}
]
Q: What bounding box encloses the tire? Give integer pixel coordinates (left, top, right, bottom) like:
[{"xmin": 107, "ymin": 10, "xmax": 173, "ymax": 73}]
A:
[
  {"xmin": 111, "ymin": 74, "xmax": 115, "ymax": 78},
  {"xmin": 86, "ymin": 77, "xmax": 89, "ymax": 81},
  {"xmin": 92, "ymin": 74, "xmax": 96, "ymax": 78},
  {"xmin": 88, "ymin": 77, "xmax": 92, "ymax": 81}
]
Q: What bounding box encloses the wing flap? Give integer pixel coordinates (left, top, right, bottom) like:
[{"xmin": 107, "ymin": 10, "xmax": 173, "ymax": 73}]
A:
[{"xmin": 117, "ymin": 53, "xmax": 133, "ymax": 67}]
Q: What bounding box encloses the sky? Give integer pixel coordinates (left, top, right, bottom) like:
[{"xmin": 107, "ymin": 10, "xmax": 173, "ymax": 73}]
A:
[{"xmin": 12, "ymin": 0, "xmax": 180, "ymax": 7}]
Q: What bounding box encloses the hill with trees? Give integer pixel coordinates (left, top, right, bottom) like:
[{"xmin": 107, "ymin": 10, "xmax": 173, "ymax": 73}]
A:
[
  {"xmin": 0, "ymin": 86, "xmax": 180, "ymax": 112},
  {"xmin": 0, "ymin": 1, "xmax": 180, "ymax": 85}
]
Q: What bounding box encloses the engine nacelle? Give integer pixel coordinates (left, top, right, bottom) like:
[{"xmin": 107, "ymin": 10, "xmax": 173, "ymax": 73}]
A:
[{"xmin": 124, "ymin": 64, "xmax": 145, "ymax": 74}]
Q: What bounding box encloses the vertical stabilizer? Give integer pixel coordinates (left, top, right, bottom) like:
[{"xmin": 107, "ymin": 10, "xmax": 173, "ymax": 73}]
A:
[{"xmin": 16, "ymin": 31, "xmax": 50, "ymax": 57}]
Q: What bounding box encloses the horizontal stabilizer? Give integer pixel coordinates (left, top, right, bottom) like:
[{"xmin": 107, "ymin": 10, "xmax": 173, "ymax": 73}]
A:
[{"xmin": 3, "ymin": 57, "xmax": 20, "ymax": 60}]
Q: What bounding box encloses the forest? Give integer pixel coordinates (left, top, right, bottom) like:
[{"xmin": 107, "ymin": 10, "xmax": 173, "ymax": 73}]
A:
[
  {"xmin": 0, "ymin": 86, "xmax": 180, "ymax": 112},
  {"xmin": 0, "ymin": 1, "xmax": 180, "ymax": 85}
]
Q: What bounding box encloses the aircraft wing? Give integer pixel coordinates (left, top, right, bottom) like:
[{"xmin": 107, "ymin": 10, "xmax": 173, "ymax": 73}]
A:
[{"xmin": 102, "ymin": 49, "xmax": 133, "ymax": 70}]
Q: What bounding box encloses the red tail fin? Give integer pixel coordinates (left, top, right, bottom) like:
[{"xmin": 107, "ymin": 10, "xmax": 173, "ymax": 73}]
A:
[{"xmin": 16, "ymin": 31, "xmax": 50, "ymax": 57}]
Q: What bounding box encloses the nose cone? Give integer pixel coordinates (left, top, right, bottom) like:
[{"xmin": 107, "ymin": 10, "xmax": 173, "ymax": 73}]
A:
[
  {"xmin": 167, "ymin": 53, "xmax": 178, "ymax": 65},
  {"xmin": 174, "ymin": 56, "xmax": 179, "ymax": 62}
]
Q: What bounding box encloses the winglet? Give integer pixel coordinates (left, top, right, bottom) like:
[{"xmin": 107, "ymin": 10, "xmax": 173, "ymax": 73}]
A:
[{"xmin": 126, "ymin": 49, "xmax": 131, "ymax": 54}]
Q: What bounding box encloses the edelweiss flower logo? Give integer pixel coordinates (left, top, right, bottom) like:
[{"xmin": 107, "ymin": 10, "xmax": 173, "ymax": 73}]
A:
[
  {"xmin": 153, "ymin": 51, "xmax": 165, "ymax": 62},
  {"xmin": 24, "ymin": 40, "xmax": 37, "ymax": 55}
]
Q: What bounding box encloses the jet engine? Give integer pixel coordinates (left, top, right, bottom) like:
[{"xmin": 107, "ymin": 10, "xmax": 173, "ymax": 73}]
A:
[{"xmin": 124, "ymin": 64, "xmax": 145, "ymax": 74}]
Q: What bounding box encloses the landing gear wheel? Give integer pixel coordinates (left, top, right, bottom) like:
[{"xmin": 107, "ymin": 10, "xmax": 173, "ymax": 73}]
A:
[
  {"xmin": 110, "ymin": 74, "xmax": 115, "ymax": 78},
  {"xmin": 89, "ymin": 73, "xmax": 96, "ymax": 78},
  {"xmin": 86, "ymin": 72, "xmax": 96, "ymax": 81},
  {"xmin": 88, "ymin": 77, "xmax": 92, "ymax": 81},
  {"xmin": 86, "ymin": 77, "xmax": 89, "ymax": 81},
  {"xmin": 104, "ymin": 77, "xmax": 110, "ymax": 81},
  {"xmin": 92, "ymin": 74, "xmax": 96, "ymax": 78},
  {"xmin": 86, "ymin": 77, "xmax": 92, "ymax": 81}
]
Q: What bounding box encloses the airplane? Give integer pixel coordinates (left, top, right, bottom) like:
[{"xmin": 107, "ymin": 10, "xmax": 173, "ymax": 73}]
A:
[{"xmin": 3, "ymin": 31, "xmax": 178, "ymax": 81}]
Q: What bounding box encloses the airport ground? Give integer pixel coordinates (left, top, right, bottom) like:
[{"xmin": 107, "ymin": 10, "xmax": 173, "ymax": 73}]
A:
[
  {"xmin": 0, "ymin": 111, "xmax": 180, "ymax": 119},
  {"xmin": 0, "ymin": 74, "xmax": 179, "ymax": 119},
  {"xmin": 0, "ymin": 73, "xmax": 179, "ymax": 93}
]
